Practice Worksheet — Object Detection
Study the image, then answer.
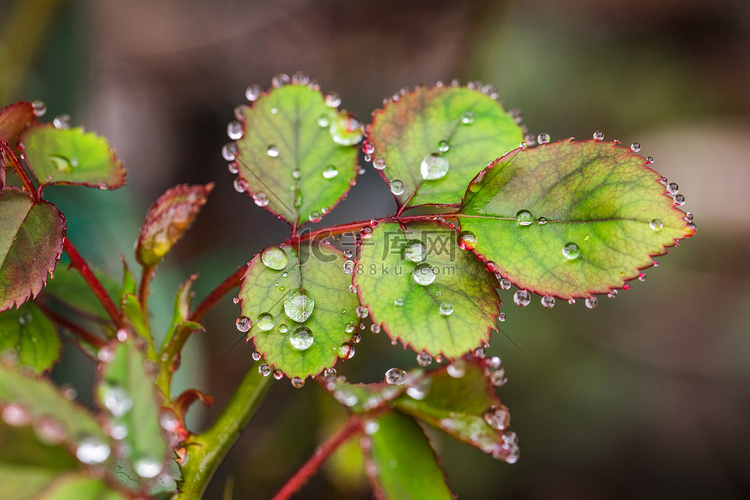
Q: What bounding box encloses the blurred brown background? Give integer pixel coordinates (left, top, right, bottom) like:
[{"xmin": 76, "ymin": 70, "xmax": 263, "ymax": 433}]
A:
[{"xmin": 2, "ymin": 0, "xmax": 749, "ymax": 498}]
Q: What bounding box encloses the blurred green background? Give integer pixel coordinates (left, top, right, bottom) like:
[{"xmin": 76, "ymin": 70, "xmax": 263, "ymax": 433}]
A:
[{"xmin": 2, "ymin": 0, "xmax": 748, "ymax": 498}]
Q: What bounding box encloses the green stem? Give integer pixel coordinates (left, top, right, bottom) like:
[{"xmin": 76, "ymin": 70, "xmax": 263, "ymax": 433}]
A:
[{"xmin": 177, "ymin": 367, "xmax": 272, "ymax": 498}]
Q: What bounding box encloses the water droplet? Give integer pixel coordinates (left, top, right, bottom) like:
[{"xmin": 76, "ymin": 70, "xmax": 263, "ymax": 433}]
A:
[
  {"xmin": 33, "ymin": 416, "xmax": 66, "ymax": 445},
  {"xmin": 394, "ymin": 297, "xmax": 404, "ymax": 306},
  {"xmin": 343, "ymin": 260, "xmax": 354, "ymax": 275},
  {"xmin": 515, "ymin": 210, "xmax": 534, "ymax": 226},
  {"xmin": 541, "ymin": 296, "xmax": 555, "ymax": 308},
  {"xmin": 406, "ymin": 376, "xmax": 432, "ymax": 400},
  {"xmin": 631, "ymin": 142, "xmax": 641, "ymax": 152},
  {"xmin": 438, "ymin": 140, "xmax": 450, "ymax": 153},
  {"xmin": 674, "ymin": 194, "xmax": 686, "ymax": 206},
  {"xmin": 373, "ymin": 157, "xmax": 386, "ymax": 170},
  {"xmin": 329, "ymin": 113, "xmax": 363, "ymax": 145},
  {"xmin": 76, "ymin": 436, "xmax": 111, "ymax": 464},
  {"xmin": 31, "ymin": 100, "xmax": 47, "ymax": 117},
  {"xmin": 562, "ymin": 242, "xmax": 580, "ymax": 260},
  {"xmin": 291, "ymin": 376, "xmax": 305, "ymax": 388},
  {"xmin": 1, "ymin": 404, "xmax": 30, "ymax": 426},
  {"xmin": 390, "ymin": 179, "xmax": 405, "ymax": 195},
  {"xmin": 228, "ymin": 163, "xmax": 239, "ymax": 176},
  {"xmin": 405, "ymin": 240, "xmax": 427, "ymax": 262},
  {"xmin": 607, "ymin": 289, "xmax": 618, "ymax": 299},
  {"xmin": 362, "ymin": 141, "xmax": 375, "ymax": 155},
  {"xmin": 289, "ymin": 326, "xmax": 314, "ymax": 350},
  {"xmin": 245, "ymin": 84, "xmax": 262, "ymax": 101},
  {"xmin": 498, "ymin": 312, "xmax": 506, "ymax": 321},
  {"xmin": 221, "ymin": 142, "xmax": 238, "ymax": 161},
  {"xmin": 291, "ymin": 168, "xmax": 301, "ymax": 180},
  {"xmin": 649, "ymin": 218, "xmax": 663, "ymax": 231},
  {"xmin": 259, "ymin": 364, "xmax": 271, "ymax": 376},
  {"xmin": 272, "ymin": 73, "xmax": 290, "ymax": 88},
  {"xmin": 283, "ymin": 289, "xmax": 315, "ymax": 323},
  {"xmin": 370, "ymin": 323, "xmax": 381, "ymax": 334},
  {"xmin": 134, "ymin": 456, "xmax": 163, "ymax": 478},
  {"xmin": 356, "ymin": 306, "xmax": 369, "ymax": 319},
  {"xmin": 416, "ymin": 350, "xmax": 433, "ymax": 367},
  {"xmin": 667, "ymin": 182, "xmax": 679, "ymax": 194},
  {"xmin": 101, "ymin": 384, "xmax": 133, "ymax": 418},
  {"xmin": 495, "ymin": 277, "xmax": 511, "ymax": 290},
  {"xmin": 251, "ymin": 352, "xmax": 262, "ymax": 362},
  {"xmin": 323, "ymin": 165, "xmax": 338, "ymax": 179},
  {"xmin": 439, "ymin": 302, "xmax": 454, "ymax": 316},
  {"xmin": 261, "ymin": 246, "xmax": 288, "ymax": 270},
  {"xmin": 272, "ymin": 369, "xmax": 283, "ymax": 380},
  {"xmin": 537, "ymin": 133, "xmax": 550, "ymax": 144},
  {"xmin": 420, "ymin": 154, "xmax": 450, "ymax": 180},
  {"xmin": 253, "ymin": 192, "xmax": 269, "ymax": 207},
  {"xmin": 256, "ymin": 313, "xmax": 275, "ymax": 331},
  {"xmin": 338, "ymin": 342, "xmax": 355, "ymax": 359},
  {"xmin": 321, "ymin": 91, "xmax": 341, "ymax": 107},
  {"xmin": 227, "ymin": 121, "xmax": 243, "ymax": 140},
  {"xmin": 385, "ymin": 368, "xmax": 406, "ymax": 385},
  {"xmin": 309, "ymin": 211, "xmax": 322, "ymax": 223},
  {"xmin": 447, "ymin": 360, "xmax": 465, "ymax": 378},
  {"xmin": 233, "ymin": 178, "xmax": 247, "ymax": 193},
  {"xmin": 53, "ymin": 113, "xmax": 71, "ymax": 129},
  {"xmin": 593, "ymin": 130, "xmax": 604, "ymax": 140},
  {"xmin": 489, "ymin": 368, "xmax": 508, "ymax": 386},
  {"xmin": 267, "ymin": 145, "xmax": 280, "ymax": 157},
  {"xmin": 483, "ymin": 405, "xmax": 511, "ymax": 430},
  {"xmin": 585, "ymin": 296, "xmax": 598, "ymax": 309},
  {"xmin": 513, "ymin": 290, "xmax": 530, "ymax": 307},
  {"xmin": 291, "ymin": 71, "xmax": 310, "ymax": 85},
  {"xmin": 236, "ymin": 316, "xmax": 251, "ymax": 333},
  {"xmin": 361, "ymin": 226, "xmax": 373, "ymax": 239},
  {"xmin": 457, "ymin": 231, "xmax": 477, "ymax": 250},
  {"xmin": 413, "ymin": 262, "xmax": 436, "ymax": 285},
  {"xmin": 486, "ymin": 261, "xmax": 498, "ymax": 273},
  {"xmin": 460, "ymin": 112, "xmax": 475, "ymax": 124},
  {"xmin": 316, "ymin": 113, "xmax": 331, "ymax": 127}
]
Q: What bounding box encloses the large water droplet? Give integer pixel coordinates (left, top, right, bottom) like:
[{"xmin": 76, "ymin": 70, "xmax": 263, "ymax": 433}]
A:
[
  {"xmin": 267, "ymin": 145, "xmax": 280, "ymax": 157},
  {"xmin": 390, "ymin": 179, "xmax": 405, "ymax": 195},
  {"xmin": 309, "ymin": 211, "xmax": 322, "ymax": 223},
  {"xmin": 416, "ymin": 350, "xmax": 433, "ymax": 367},
  {"xmin": 537, "ymin": 133, "xmax": 550, "ymax": 144},
  {"xmin": 259, "ymin": 364, "xmax": 271, "ymax": 376},
  {"xmin": 373, "ymin": 157, "xmax": 386, "ymax": 170},
  {"xmin": 227, "ymin": 121, "xmax": 243, "ymax": 140},
  {"xmin": 101, "ymin": 384, "xmax": 133, "ymax": 417},
  {"xmin": 329, "ymin": 113, "xmax": 363, "ymax": 145},
  {"xmin": 284, "ymin": 288, "xmax": 315, "ymax": 323},
  {"xmin": 541, "ymin": 296, "xmax": 555, "ymax": 308},
  {"xmin": 593, "ymin": 130, "xmax": 604, "ymax": 140},
  {"xmin": 289, "ymin": 326, "xmax": 314, "ymax": 350},
  {"xmin": 323, "ymin": 165, "xmax": 339, "ymax": 179},
  {"xmin": 667, "ymin": 182, "xmax": 679, "ymax": 194},
  {"xmin": 439, "ymin": 302, "xmax": 454, "ymax": 316},
  {"xmin": 261, "ymin": 246, "xmax": 288, "ymax": 270},
  {"xmin": 513, "ymin": 290, "xmax": 530, "ymax": 307},
  {"xmin": 484, "ymin": 405, "xmax": 510, "ymax": 430},
  {"xmin": 631, "ymin": 142, "xmax": 641, "ymax": 152},
  {"xmin": 420, "ymin": 154, "xmax": 450, "ymax": 180},
  {"xmin": 245, "ymin": 84, "xmax": 262, "ymax": 101},
  {"xmin": 134, "ymin": 456, "xmax": 163, "ymax": 478},
  {"xmin": 405, "ymin": 240, "xmax": 427, "ymax": 262},
  {"xmin": 222, "ymin": 142, "xmax": 238, "ymax": 161},
  {"xmin": 413, "ymin": 262, "xmax": 436, "ymax": 285},
  {"xmin": 585, "ymin": 296, "xmax": 598, "ymax": 309},
  {"xmin": 257, "ymin": 313, "xmax": 275, "ymax": 331},
  {"xmin": 76, "ymin": 436, "xmax": 111, "ymax": 464},
  {"xmin": 458, "ymin": 231, "xmax": 477, "ymax": 250},
  {"xmin": 356, "ymin": 306, "xmax": 369, "ymax": 319},
  {"xmin": 338, "ymin": 341, "xmax": 355, "ymax": 359},
  {"xmin": 385, "ymin": 367, "xmax": 406, "ymax": 385},
  {"xmin": 236, "ymin": 316, "xmax": 251, "ymax": 333},
  {"xmin": 515, "ymin": 210, "xmax": 534, "ymax": 226},
  {"xmin": 31, "ymin": 100, "xmax": 47, "ymax": 117},
  {"xmin": 562, "ymin": 242, "xmax": 580, "ymax": 260},
  {"xmin": 499, "ymin": 278, "xmax": 512, "ymax": 290},
  {"xmin": 674, "ymin": 194, "xmax": 686, "ymax": 206},
  {"xmin": 650, "ymin": 218, "xmax": 663, "ymax": 231},
  {"xmin": 253, "ymin": 192, "xmax": 269, "ymax": 207}
]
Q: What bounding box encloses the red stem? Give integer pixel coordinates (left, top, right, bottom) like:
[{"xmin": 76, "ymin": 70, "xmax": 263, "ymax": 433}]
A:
[
  {"xmin": 295, "ymin": 214, "xmax": 443, "ymax": 243},
  {"xmin": 63, "ymin": 238, "xmax": 124, "ymax": 330},
  {"xmin": 36, "ymin": 302, "xmax": 106, "ymax": 348},
  {"xmin": 0, "ymin": 138, "xmax": 38, "ymax": 199},
  {"xmin": 270, "ymin": 416, "xmax": 365, "ymax": 500},
  {"xmin": 188, "ymin": 264, "xmax": 246, "ymax": 323}
]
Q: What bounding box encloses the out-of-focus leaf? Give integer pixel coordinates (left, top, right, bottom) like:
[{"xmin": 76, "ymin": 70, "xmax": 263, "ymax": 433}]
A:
[
  {"xmin": 363, "ymin": 412, "xmax": 453, "ymax": 500},
  {"xmin": 459, "ymin": 139, "xmax": 696, "ymax": 299},
  {"xmin": 355, "ymin": 221, "xmax": 500, "ymax": 359},
  {"xmin": 0, "ymin": 301, "xmax": 60, "ymax": 373},
  {"xmin": 42, "ymin": 265, "xmax": 121, "ymax": 322},
  {"xmin": 135, "ymin": 184, "xmax": 213, "ymax": 268},
  {"xmin": 234, "ymin": 82, "xmax": 360, "ymax": 225},
  {"xmin": 0, "ymin": 188, "xmax": 65, "ymax": 312},
  {"xmin": 239, "ymin": 242, "xmax": 359, "ymax": 379},
  {"xmin": 96, "ymin": 339, "xmax": 170, "ymax": 483},
  {"xmin": 0, "ymin": 101, "xmax": 36, "ymax": 149},
  {"xmin": 35, "ymin": 472, "xmax": 126, "ymax": 500},
  {"xmin": 367, "ymin": 84, "xmax": 524, "ymax": 208},
  {"xmin": 21, "ymin": 126, "xmax": 126, "ymax": 189}
]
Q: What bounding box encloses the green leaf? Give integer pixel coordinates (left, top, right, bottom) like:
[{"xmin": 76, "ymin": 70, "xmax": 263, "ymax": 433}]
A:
[
  {"xmin": 42, "ymin": 265, "xmax": 121, "ymax": 322},
  {"xmin": 36, "ymin": 473, "xmax": 126, "ymax": 500},
  {"xmin": 234, "ymin": 83, "xmax": 360, "ymax": 225},
  {"xmin": 0, "ymin": 422, "xmax": 79, "ymax": 500},
  {"xmin": 392, "ymin": 357, "xmax": 518, "ymax": 463},
  {"xmin": 0, "ymin": 188, "xmax": 65, "ymax": 312},
  {"xmin": 459, "ymin": 139, "xmax": 696, "ymax": 299},
  {"xmin": 0, "ymin": 301, "xmax": 60, "ymax": 373},
  {"xmin": 0, "ymin": 101, "xmax": 37, "ymax": 149},
  {"xmin": 0, "ymin": 360, "xmax": 107, "ymax": 446},
  {"xmin": 20, "ymin": 125, "xmax": 126, "ymax": 189},
  {"xmin": 239, "ymin": 242, "xmax": 359, "ymax": 379},
  {"xmin": 355, "ymin": 221, "xmax": 500, "ymax": 358},
  {"xmin": 366, "ymin": 84, "xmax": 524, "ymax": 208},
  {"xmin": 363, "ymin": 412, "xmax": 453, "ymax": 500},
  {"xmin": 135, "ymin": 184, "xmax": 214, "ymax": 268},
  {"xmin": 96, "ymin": 339, "xmax": 170, "ymax": 483}
]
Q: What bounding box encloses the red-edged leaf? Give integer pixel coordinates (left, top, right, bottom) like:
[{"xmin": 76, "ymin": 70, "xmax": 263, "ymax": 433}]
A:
[
  {"xmin": 0, "ymin": 188, "xmax": 65, "ymax": 312},
  {"xmin": 135, "ymin": 183, "xmax": 213, "ymax": 267},
  {"xmin": 0, "ymin": 101, "xmax": 36, "ymax": 149}
]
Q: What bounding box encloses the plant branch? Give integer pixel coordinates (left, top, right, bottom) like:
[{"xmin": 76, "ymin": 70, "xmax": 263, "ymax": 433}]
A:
[
  {"xmin": 189, "ymin": 264, "xmax": 246, "ymax": 323},
  {"xmin": 63, "ymin": 238, "xmax": 124, "ymax": 330},
  {"xmin": 270, "ymin": 416, "xmax": 365, "ymax": 500},
  {"xmin": 295, "ymin": 214, "xmax": 447, "ymax": 244},
  {"xmin": 177, "ymin": 366, "xmax": 272, "ymax": 499},
  {"xmin": 36, "ymin": 301, "xmax": 106, "ymax": 348},
  {"xmin": 0, "ymin": 138, "xmax": 37, "ymax": 198}
]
